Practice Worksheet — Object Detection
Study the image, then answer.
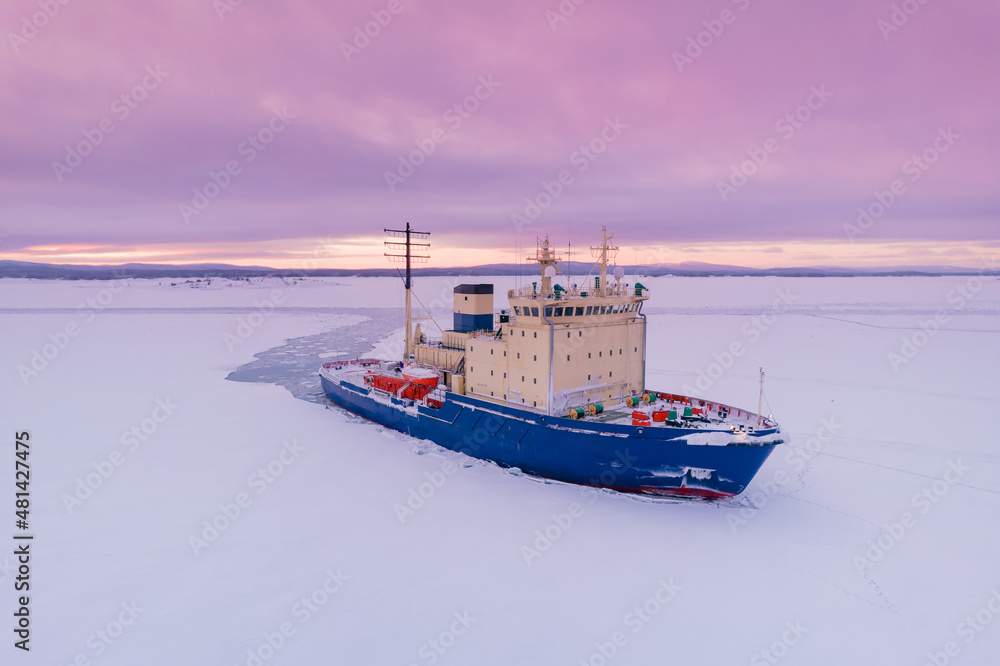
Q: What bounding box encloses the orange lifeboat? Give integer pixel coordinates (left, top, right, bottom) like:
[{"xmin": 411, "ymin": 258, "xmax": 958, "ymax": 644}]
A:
[{"xmin": 402, "ymin": 364, "xmax": 439, "ymax": 388}]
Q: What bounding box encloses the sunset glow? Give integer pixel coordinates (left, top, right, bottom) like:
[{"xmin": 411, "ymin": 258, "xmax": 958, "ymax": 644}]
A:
[{"xmin": 1, "ymin": 1, "xmax": 996, "ymax": 269}]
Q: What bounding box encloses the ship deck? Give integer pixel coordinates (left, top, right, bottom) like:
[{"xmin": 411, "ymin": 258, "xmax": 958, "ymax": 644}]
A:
[{"xmin": 320, "ymin": 359, "xmax": 778, "ymax": 434}]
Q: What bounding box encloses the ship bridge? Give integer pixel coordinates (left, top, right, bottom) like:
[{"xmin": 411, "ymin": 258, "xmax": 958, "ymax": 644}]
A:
[{"xmin": 413, "ymin": 227, "xmax": 650, "ymax": 416}]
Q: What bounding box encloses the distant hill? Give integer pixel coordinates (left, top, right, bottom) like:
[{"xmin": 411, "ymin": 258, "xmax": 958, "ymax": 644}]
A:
[{"xmin": 0, "ymin": 259, "xmax": 994, "ymax": 280}]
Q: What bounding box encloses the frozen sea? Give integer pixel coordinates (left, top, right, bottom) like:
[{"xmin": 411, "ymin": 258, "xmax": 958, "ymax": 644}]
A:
[{"xmin": 1, "ymin": 274, "xmax": 999, "ymax": 665}]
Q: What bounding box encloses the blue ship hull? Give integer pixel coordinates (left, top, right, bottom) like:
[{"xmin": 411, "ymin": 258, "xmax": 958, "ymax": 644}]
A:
[{"xmin": 321, "ymin": 374, "xmax": 779, "ymax": 498}]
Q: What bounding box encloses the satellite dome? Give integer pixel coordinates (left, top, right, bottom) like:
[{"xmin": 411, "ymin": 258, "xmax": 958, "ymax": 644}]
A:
[
  {"xmin": 544, "ymin": 266, "xmax": 556, "ymax": 278},
  {"xmin": 613, "ymin": 266, "xmax": 625, "ymax": 279}
]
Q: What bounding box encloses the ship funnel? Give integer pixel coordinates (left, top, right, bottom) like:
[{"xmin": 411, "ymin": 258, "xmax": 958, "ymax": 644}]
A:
[{"xmin": 453, "ymin": 284, "xmax": 494, "ymax": 333}]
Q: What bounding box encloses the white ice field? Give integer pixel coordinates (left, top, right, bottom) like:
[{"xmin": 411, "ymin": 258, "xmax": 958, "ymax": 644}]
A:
[{"xmin": 1, "ymin": 274, "xmax": 998, "ymax": 665}]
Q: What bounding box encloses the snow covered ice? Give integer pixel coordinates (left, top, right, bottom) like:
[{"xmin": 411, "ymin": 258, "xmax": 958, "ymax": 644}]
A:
[{"xmin": 1, "ymin": 274, "xmax": 998, "ymax": 665}]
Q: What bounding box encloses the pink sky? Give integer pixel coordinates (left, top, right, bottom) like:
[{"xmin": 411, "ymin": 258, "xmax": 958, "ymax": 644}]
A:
[{"xmin": 1, "ymin": 0, "xmax": 997, "ymax": 269}]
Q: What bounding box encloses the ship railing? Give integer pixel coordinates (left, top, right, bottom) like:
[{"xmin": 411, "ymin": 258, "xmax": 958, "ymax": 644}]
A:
[
  {"xmin": 507, "ymin": 285, "xmax": 648, "ymax": 300},
  {"xmin": 426, "ymin": 387, "xmax": 448, "ymax": 404},
  {"xmin": 419, "ymin": 337, "xmax": 465, "ymax": 351},
  {"xmin": 559, "ymin": 380, "xmax": 628, "ymax": 409}
]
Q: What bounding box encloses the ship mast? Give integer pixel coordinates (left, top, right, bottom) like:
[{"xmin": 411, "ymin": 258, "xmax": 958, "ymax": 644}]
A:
[
  {"xmin": 384, "ymin": 223, "xmax": 430, "ymax": 359},
  {"xmin": 527, "ymin": 236, "xmax": 561, "ymax": 296},
  {"xmin": 590, "ymin": 226, "xmax": 619, "ymax": 295}
]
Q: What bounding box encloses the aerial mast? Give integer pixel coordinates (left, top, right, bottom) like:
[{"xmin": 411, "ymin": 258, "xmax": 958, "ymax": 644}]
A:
[
  {"xmin": 384, "ymin": 222, "xmax": 430, "ymax": 359},
  {"xmin": 757, "ymin": 367, "xmax": 764, "ymax": 426},
  {"xmin": 590, "ymin": 226, "xmax": 619, "ymax": 295}
]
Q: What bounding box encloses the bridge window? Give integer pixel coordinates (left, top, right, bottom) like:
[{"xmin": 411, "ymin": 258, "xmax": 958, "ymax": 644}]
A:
[
  {"xmin": 585, "ymin": 306, "xmax": 593, "ymax": 315},
  {"xmin": 554, "ymin": 307, "xmax": 563, "ymax": 316},
  {"xmin": 576, "ymin": 307, "xmax": 584, "ymax": 316},
  {"xmin": 531, "ymin": 307, "xmax": 539, "ymax": 317}
]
